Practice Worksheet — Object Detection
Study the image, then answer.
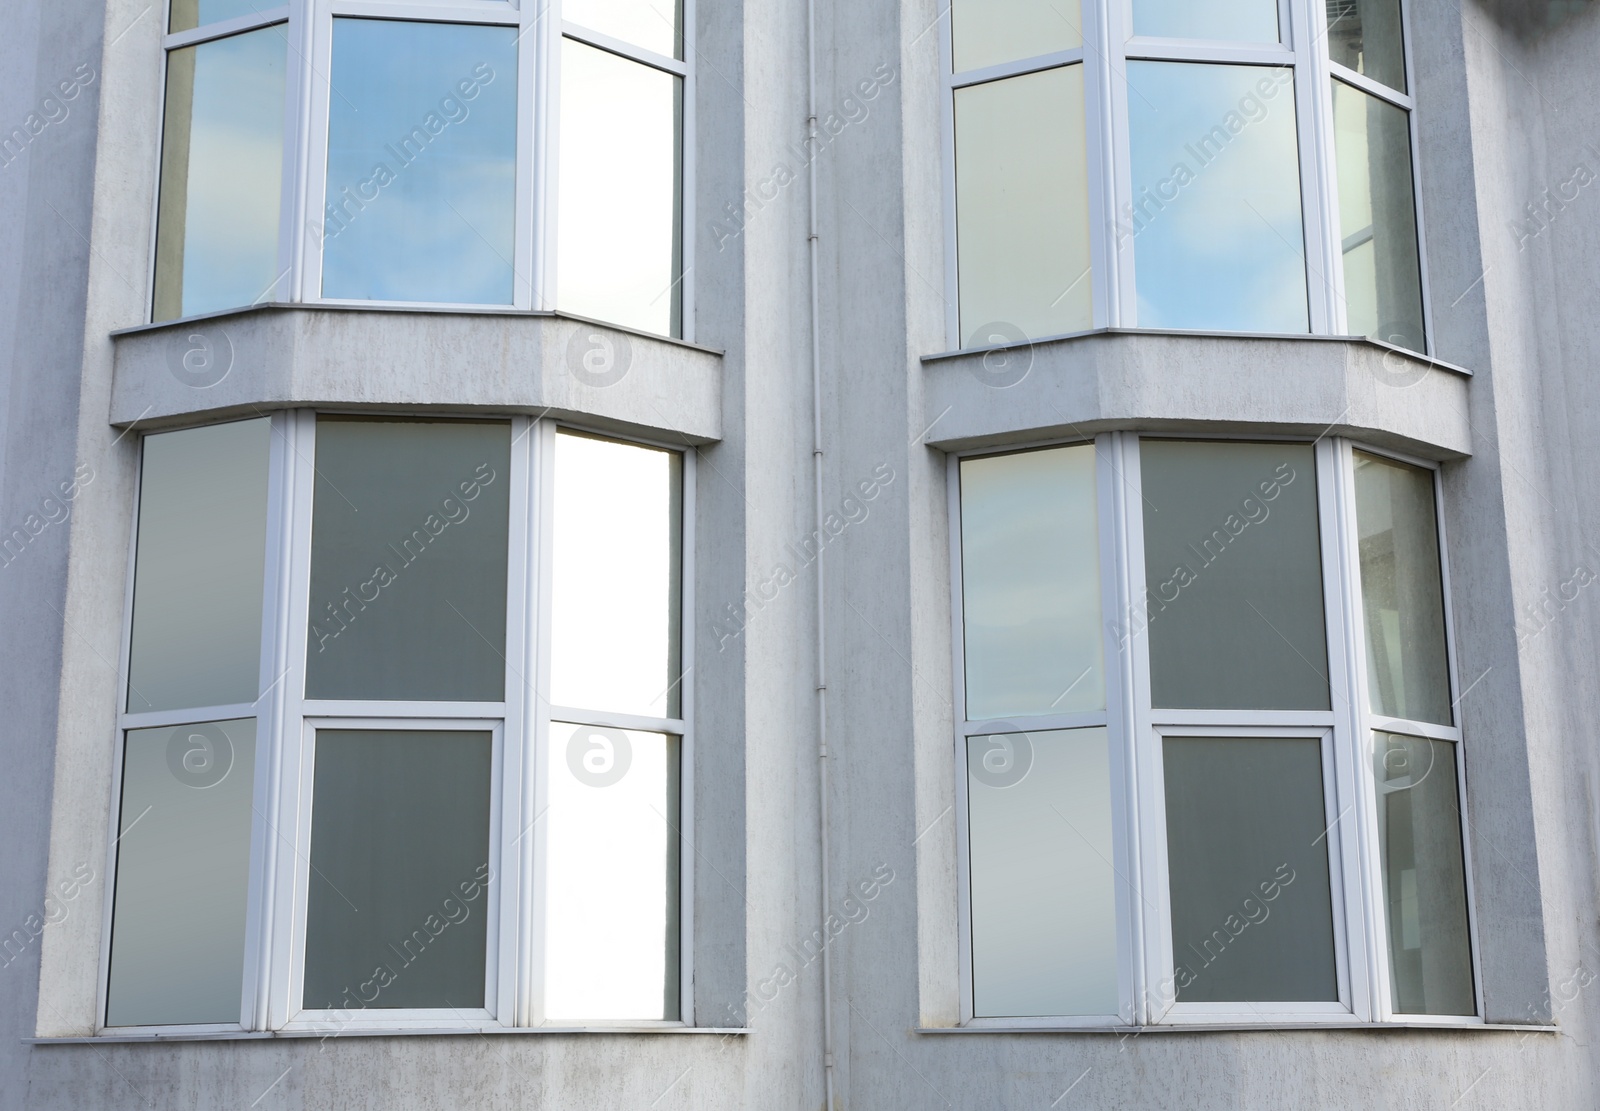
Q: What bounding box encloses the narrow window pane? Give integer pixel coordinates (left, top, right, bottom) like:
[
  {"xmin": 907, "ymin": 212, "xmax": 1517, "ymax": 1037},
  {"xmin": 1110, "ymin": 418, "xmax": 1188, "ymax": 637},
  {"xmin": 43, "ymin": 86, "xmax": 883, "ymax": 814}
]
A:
[
  {"xmin": 1163, "ymin": 736, "xmax": 1338, "ymax": 1003},
  {"xmin": 955, "ymin": 66, "xmax": 1092, "ymax": 347},
  {"xmin": 154, "ymin": 26, "xmax": 286, "ymax": 321},
  {"xmin": 1375, "ymin": 734, "xmax": 1475, "ymax": 1015},
  {"xmin": 107, "ymin": 719, "xmax": 256, "ymax": 1026},
  {"xmin": 1133, "ymin": 0, "xmax": 1280, "ymax": 43},
  {"xmin": 558, "ymin": 39, "xmax": 683, "ymax": 336},
  {"xmin": 1326, "ymin": 0, "xmax": 1407, "ymax": 92},
  {"xmin": 305, "ymin": 419, "xmax": 510, "ymax": 703},
  {"xmin": 1354, "ymin": 453, "xmax": 1452, "ymax": 724},
  {"xmin": 544, "ymin": 723, "xmax": 681, "ymax": 1021},
  {"xmin": 959, "ymin": 445, "xmax": 1104, "ymax": 720},
  {"xmin": 951, "ymin": 0, "xmax": 1082, "ymax": 72},
  {"xmin": 169, "ymin": 0, "xmax": 280, "ymax": 33},
  {"xmin": 303, "ymin": 730, "xmax": 493, "ymax": 1011},
  {"xmin": 128, "ymin": 419, "xmax": 270, "ymax": 713},
  {"xmin": 550, "ymin": 432, "xmax": 682, "ymax": 720},
  {"xmin": 1140, "ymin": 441, "xmax": 1330, "ymax": 711},
  {"xmin": 564, "ymin": 0, "xmax": 682, "ymax": 58},
  {"xmin": 321, "ymin": 20, "xmax": 517, "ymax": 305},
  {"xmin": 967, "ymin": 728, "xmax": 1118, "ymax": 1017},
  {"xmin": 1333, "ymin": 81, "xmax": 1425, "ymax": 354},
  {"xmin": 1127, "ymin": 62, "xmax": 1309, "ymax": 334}
]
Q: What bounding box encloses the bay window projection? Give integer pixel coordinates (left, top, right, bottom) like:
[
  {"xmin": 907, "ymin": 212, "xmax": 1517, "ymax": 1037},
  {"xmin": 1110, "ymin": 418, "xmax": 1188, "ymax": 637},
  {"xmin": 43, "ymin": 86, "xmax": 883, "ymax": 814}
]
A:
[
  {"xmin": 951, "ymin": 435, "xmax": 1475, "ymax": 1024},
  {"xmin": 107, "ymin": 416, "xmax": 689, "ymax": 1031},
  {"xmin": 945, "ymin": 0, "xmax": 1429, "ymax": 351},
  {"xmin": 153, "ymin": 1, "xmax": 689, "ymax": 336}
]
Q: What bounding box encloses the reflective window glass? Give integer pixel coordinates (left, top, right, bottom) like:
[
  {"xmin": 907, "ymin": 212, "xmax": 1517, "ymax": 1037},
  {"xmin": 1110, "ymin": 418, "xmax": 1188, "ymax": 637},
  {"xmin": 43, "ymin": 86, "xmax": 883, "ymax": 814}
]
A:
[
  {"xmin": 1326, "ymin": 0, "xmax": 1407, "ymax": 92},
  {"xmin": 951, "ymin": 0, "xmax": 1082, "ymax": 72},
  {"xmin": 170, "ymin": 0, "xmax": 281, "ymax": 33},
  {"xmin": 565, "ymin": 0, "xmax": 682, "ymax": 58},
  {"xmin": 1132, "ymin": 0, "xmax": 1281, "ymax": 43}
]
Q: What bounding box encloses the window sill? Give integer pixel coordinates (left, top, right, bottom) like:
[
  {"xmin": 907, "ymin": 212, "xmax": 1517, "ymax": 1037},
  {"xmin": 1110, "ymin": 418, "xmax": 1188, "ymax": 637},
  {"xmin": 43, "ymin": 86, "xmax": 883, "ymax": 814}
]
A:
[
  {"xmin": 30, "ymin": 1025, "xmax": 748, "ymax": 1045},
  {"xmin": 916, "ymin": 1020, "xmax": 1553, "ymax": 1035}
]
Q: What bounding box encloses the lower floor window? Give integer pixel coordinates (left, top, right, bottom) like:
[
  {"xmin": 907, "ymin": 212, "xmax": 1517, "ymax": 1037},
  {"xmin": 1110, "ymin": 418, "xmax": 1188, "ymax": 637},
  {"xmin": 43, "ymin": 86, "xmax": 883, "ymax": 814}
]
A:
[
  {"xmin": 952, "ymin": 433, "xmax": 1477, "ymax": 1025},
  {"xmin": 105, "ymin": 412, "xmax": 690, "ymax": 1031}
]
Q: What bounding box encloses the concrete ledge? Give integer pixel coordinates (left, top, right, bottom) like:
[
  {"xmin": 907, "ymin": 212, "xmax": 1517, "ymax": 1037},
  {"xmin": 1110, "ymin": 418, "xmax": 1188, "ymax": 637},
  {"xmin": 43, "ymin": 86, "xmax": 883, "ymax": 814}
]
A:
[
  {"xmin": 110, "ymin": 304, "xmax": 723, "ymax": 444},
  {"xmin": 921, "ymin": 330, "xmax": 1473, "ymax": 458}
]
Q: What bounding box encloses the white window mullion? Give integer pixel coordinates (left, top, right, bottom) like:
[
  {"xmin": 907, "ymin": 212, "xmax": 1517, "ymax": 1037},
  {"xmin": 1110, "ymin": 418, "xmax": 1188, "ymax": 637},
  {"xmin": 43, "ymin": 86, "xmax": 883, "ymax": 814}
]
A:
[
  {"xmin": 535, "ymin": 0, "xmax": 560, "ymax": 311},
  {"xmin": 525, "ymin": 418, "xmax": 559, "ymax": 1026},
  {"xmin": 1293, "ymin": 0, "xmax": 1342, "ymax": 336},
  {"xmin": 297, "ymin": 0, "xmax": 335, "ymax": 303},
  {"xmin": 1104, "ymin": 0, "xmax": 1136, "ymax": 328}
]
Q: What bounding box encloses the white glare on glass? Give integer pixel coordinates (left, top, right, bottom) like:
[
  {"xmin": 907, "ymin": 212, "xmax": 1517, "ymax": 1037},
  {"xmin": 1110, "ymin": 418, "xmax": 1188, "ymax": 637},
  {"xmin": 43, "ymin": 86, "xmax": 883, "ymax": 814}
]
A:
[
  {"xmin": 951, "ymin": 0, "xmax": 1082, "ymax": 72},
  {"xmin": 544, "ymin": 724, "xmax": 680, "ymax": 1021},
  {"xmin": 154, "ymin": 26, "xmax": 286, "ymax": 321},
  {"xmin": 565, "ymin": 0, "xmax": 682, "ymax": 59},
  {"xmin": 169, "ymin": 0, "xmax": 280, "ymax": 33},
  {"xmin": 1133, "ymin": 0, "xmax": 1280, "ymax": 43},
  {"xmin": 107, "ymin": 719, "xmax": 256, "ymax": 1026},
  {"xmin": 550, "ymin": 431, "xmax": 682, "ymax": 719},
  {"xmin": 128, "ymin": 419, "xmax": 270, "ymax": 713},
  {"xmin": 955, "ymin": 66, "xmax": 1093, "ymax": 347},
  {"xmin": 321, "ymin": 20, "xmax": 517, "ymax": 305},
  {"xmin": 558, "ymin": 39, "xmax": 683, "ymax": 336},
  {"xmin": 1127, "ymin": 62, "xmax": 1309, "ymax": 334},
  {"xmin": 959, "ymin": 445, "xmax": 1104, "ymax": 720},
  {"xmin": 967, "ymin": 728, "xmax": 1118, "ymax": 1017}
]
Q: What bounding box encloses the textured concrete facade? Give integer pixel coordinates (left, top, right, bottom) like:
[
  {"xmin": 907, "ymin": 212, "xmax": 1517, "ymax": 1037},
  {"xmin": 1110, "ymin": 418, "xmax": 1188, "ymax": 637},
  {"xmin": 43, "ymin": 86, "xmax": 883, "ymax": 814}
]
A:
[{"xmin": 4, "ymin": 0, "xmax": 1600, "ymax": 1107}]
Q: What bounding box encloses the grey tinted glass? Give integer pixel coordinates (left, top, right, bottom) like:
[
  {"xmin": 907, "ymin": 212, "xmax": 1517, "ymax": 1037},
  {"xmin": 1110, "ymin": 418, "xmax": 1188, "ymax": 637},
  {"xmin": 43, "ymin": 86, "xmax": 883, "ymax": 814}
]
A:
[
  {"xmin": 1163, "ymin": 736, "xmax": 1338, "ymax": 1003},
  {"xmin": 107, "ymin": 719, "xmax": 256, "ymax": 1026},
  {"xmin": 967, "ymin": 728, "xmax": 1118, "ymax": 1017},
  {"xmin": 1140, "ymin": 441, "xmax": 1329, "ymax": 710},
  {"xmin": 1333, "ymin": 82, "xmax": 1425, "ymax": 353},
  {"xmin": 951, "ymin": 0, "xmax": 1082, "ymax": 71},
  {"xmin": 558, "ymin": 39, "xmax": 683, "ymax": 336},
  {"xmin": 550, "ymin": 432, "xmax": 683, "ymax": 719},
  {"xmin": 544, "ymin": 724, "xmax": 681, "ymax": 1021},
  {"xmin": 1127, "ymin": 62, "xmax": 1309, "ymax": 334},
  {"xmin": 128, "ymin": 419, "xmax": 270, "ymax": 713},
  {"xmin": 305, "ymin": 419, "xmax": 510, "ymax": 702},
  {"xmin": 154, "ymin": 26, "xmax": 286, "ymax": 321},
  {"xmin": 1354, "ymin": 453, "xmax": 1451, "ymax": 724},
  {"xmin": 170, "ymin": 0, "xmax": 280, "ymax": 33},
  {"xmin": 1326, "ymin": 0, "xmax": 1407, "ymax": 92},
  {"xmin": 303, "ymin": 730, "xmax": 492, "ymax": 1011},
  {"xmin": 1133, "ymin": 0, "xmax": 1280, "ymax": 42},
  {"xmin": 1375, "ymin": 734, "xmax": 1475, "ymax": 1015},
  {"xmin": 564, "ymin": 0, "xmax": 682, "ymax": 58},
  {"xmin": 960, "ymin": 445, "xmax": 1105, "ymax": 720},
  {"xmin": 321, "ymin": 19, "xmax": 517, "ymax": 305},
  {"xmin": 955, "ymin": 66, "xmax": 1093, "ymax": 346}
]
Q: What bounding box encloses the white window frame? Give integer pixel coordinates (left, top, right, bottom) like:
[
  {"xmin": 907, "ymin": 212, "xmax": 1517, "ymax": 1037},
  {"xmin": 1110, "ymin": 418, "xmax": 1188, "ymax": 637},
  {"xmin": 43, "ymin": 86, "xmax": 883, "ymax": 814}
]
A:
[
  {"xmin": 946, "ymin": 430, "xmax": 1481, "ymax": 1029},
  {"xmin": 101, "ymin": 410, "xmax": 695, "ymax": 1035},
  {"xmin": 151, "ymin": 0, "xmax": 697, "ymax": 339},
  {"xmin": 939, "ymin": 0, "xmax": 1432, "ymax": 355}
]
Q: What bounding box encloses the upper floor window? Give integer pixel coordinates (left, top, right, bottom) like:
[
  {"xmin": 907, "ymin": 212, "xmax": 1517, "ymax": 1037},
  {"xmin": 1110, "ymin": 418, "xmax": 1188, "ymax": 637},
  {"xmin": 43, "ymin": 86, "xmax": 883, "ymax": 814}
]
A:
[
  {"xmin": 155, "ymin": 0, "xmax": 688, "ymax": 337},
  {"xmin": 945, "ymin": 0, "xmax": 1427, "ymax": 353}
]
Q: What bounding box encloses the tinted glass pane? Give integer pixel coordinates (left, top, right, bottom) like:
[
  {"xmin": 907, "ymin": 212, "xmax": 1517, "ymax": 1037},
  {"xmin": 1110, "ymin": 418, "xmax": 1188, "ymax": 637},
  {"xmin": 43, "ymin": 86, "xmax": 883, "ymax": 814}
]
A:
[
  {"xmin": 1375, "ymin": 734, "xmax": 1475, "ymax": 1015},
  {"xmin": 960, "ymin": 445, "xmax": 1104, "ymax": 720},
  {"xmin": 154, "ymin": 26, "xmax": 286, "ymax": 321},
  {"xmin": 1354, "ymin": 453, "xmax": 1451, "ymax": 724},
  {"xmin": 321, "ymin": 20, "xmax": 517, "ymax": 305},
  {"xmin": 305, "ymin": 419, "xmax": 510, "ymax": 703},
  {"xmin": 1127, "ymin": 62, "xmax": 1308, "ymax": 334},
  {"xmin": 107, "ymin": 719, "xmax": 256, "ymax": 1026},
  {"xmin": 1326, "ymin": 0, "xmax": 1407, "ymax": 92},
  {"xmin": 951, "ymin": 0, "xmax": 1082, "ymax": 71},
  {"xmin": 1333, "ymin": 82, "xmax": 1425, "ymax": 354},
  {"xmin": 550, "ymin": 432, "xmax": 683, "ymax": 719},
  {"xmin": 1163, "ymin": 736, "xmax": 1338, "ymax": 1003},
  {"xmin": 967, "ymin": 728, "xmax": 1118, "ymax": 1017},
  {"xmin": 1133, "ymin": 0, "xmax": 1280, "ymax": 42},
  {"xmin": 302, "ymin": 730, "xmax": 493, "ymax": 1011},
  {"xmin": 565, "ymin": 0, "xmax": 682, "ymax": 58},
  {"xmin": 1140, "ymin": 441, "xmax": 1329, "ymax": 710},
  {"xmin": 955, "ymin": 66, "xmax": 1093, "ymax": 346},
  {"xmin": 170, "ymin": 0, "xmax": 280, "ymax": 33},
  {"xmin": 544, "ymin": 724, "xmax": 681, "ymax": 1021},
  {"xmin": 558, "ymin": 39, "xmax": 683, "ymax": 336},
  {"xmin": 128, "ymin": 419, "xmax": 270, "ymax": 713}
]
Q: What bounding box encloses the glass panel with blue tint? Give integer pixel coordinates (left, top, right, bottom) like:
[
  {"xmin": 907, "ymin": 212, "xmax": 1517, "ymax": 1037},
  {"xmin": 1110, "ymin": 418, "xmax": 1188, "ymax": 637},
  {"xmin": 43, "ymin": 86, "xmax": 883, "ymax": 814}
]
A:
[
  {"xmin": 154, "ymin": 26, "xmax": 286, "ymax": 321},
  {"xmin": 565, "ymin": 0, "xmax": 683, "ymax": 59},
  {"xmin": 1127, "ymin": 62, "xmax": 1309, "ymax": 334},
  {"xmin": 170, "ymin": 0, "xmax": 282, "ymax": 33},
  {"xmin": 1133, "ymin": 0, "xmax": 1281, "ymax": 43},
  {"xmin": 321, "ymin": 19, "xmax": 517, "ymax": 305}
]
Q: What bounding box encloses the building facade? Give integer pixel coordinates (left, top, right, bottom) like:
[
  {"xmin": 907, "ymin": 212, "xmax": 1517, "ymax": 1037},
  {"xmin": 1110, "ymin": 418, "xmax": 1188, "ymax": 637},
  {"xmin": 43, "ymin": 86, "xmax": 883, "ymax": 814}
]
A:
[{"xmin": 3, "ymin": 0, "xmax": 1600, "ymax": 1106}]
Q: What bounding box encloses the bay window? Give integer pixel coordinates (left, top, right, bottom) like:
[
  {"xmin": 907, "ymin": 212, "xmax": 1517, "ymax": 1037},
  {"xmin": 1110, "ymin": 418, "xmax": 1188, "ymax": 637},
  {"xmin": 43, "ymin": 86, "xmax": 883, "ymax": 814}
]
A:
[{"xmin": 951, "ymin": 434, "xmax": 1476, "ymax": 1025}]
